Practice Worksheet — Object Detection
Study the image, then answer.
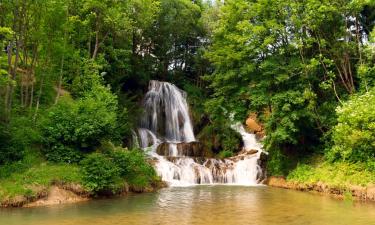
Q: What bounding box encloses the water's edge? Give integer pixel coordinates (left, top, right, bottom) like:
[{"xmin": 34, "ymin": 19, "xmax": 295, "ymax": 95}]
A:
[
  {"xmin": 266, "ymin": 176, "xmax": 375, "ymax": 201},
  {"xmin": 0, "ymin": 181, "xmax": 166, "ymax": 208},
  {"xmin": 3, "ymin": 177, "xmax": 375, "ymax": 208}
]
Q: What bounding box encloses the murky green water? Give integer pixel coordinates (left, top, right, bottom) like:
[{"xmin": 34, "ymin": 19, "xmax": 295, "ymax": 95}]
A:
[{"xmin": 0, "ymin": 186, "xmax": 374, "ymax": 225}]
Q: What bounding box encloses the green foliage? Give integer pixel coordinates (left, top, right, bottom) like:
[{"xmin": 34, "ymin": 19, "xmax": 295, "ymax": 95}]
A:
[
  {"xmin": 81, "ymin": 148, "xmax": 157, "ymax": 194},
  {"xmin": 287, "ymin": 161, "xmax": 375, "ymax": 187},
  {"xmin": 0, "ymin": 116, "xmax": 41, "ymax": 165},
  {"xmin": 217, "ymin": 150, "xmax": 233, "ymax": 159},
  {"xmin": 327, "ymin": 89, "xmax": 375, "ymax": 162},
  {"xmin": 81, "ymin": 153, "xmax": 123, "ymax": 193},
  {"xmin": 42, "ymin": 81, "xmax": 119, "ymax": 163},
  {"xmin": 204, "ymin": 0, "xmax": 375, "ymax": 175},
  {"xmin": 110, "ymin": 149, "xmax": 157, "ymax": 187},
  {"xmin": 0, "ymin": 27, "xmax": 12, "ymax": 87},
  {"xmin": 266, "ymin": 148, "xmax": 291, "ymax": 176},
  {"xmin": 0, "ymin": 162, "xmax": 83, "ymax": 200},
  {"xmin": 0, "ymin": 0, "xmax": 374, "ymax": 197},
  {"xmin": 197, "ymin": 121, "xmax": 243, "ymax": 155}
]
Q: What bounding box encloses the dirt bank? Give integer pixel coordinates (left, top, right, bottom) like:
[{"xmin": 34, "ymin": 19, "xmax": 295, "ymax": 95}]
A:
[
  {"xmin": 1, "ymin": 180, "xmax": 166, "ymax": 208},
  {"xmin": 266, "ymin": 176, "xmax": 375, "ymax": 201},
  {"xmin": 24, "ymin": 186, "xmax": 89, "ymax": 207}
]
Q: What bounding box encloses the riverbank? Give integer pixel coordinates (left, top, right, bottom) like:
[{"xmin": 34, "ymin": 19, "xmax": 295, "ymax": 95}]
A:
[
  {"xmin": 0, "ymin": 152, "xmax": 165, "ymax": 208},
  {"xmin": 266, "ymin": 177, "xmax": 375, "ymax": 201},
  {"xmin": 3, "ymin": 185, "xmax": 375, "ymax": 225},
  {"xmin": 1, "ymin": 181, "xmax": 164, "ymax": 208},
  {"xmin": 266, "ymin": 161, "xmax": 375, "ymax": 201}
]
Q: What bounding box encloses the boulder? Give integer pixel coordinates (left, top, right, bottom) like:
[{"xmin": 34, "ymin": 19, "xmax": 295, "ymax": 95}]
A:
[{"xmin": 245, "ymin": 118, "xmax": 262, "ymax": 133}]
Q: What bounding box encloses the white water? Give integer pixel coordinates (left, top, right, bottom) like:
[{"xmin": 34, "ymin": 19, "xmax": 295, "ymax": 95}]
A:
[{"xmin": 137, "ymin": 80, "xmax": 263, "ymax": 186}]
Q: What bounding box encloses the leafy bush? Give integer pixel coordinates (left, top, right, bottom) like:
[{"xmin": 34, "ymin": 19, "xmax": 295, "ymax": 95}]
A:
[
  {"xmin": 327, "ymin": 89, "xmax": 375, "ymax": 162},
  {"xmin": 0, "ymin": 117, "xmax": 41, "ymax": 165},
  {"xmin": 81, "ymin": 148, "xmax": 157, "ymax": 194},
  {"xmin": 81, "ymin": 153, "xmax": 122, "ymax": 193},
  {"xmin": 45, "ymin": 144, "xmax": 83, "ymax": 163},
  {"xmin": 266, "ymin": 148, "xmax": 290, "ymax": 176},
  {"xmin": 110, "ymin": 149, "xmax": 157, "ymax": 187},
  {"xmin": 42, "ymin": 88, "xmax": 119, "ymax": 162},
  {"xmin": 217, "ymin": 150, "xmax": 233, "ymax": 159},
  {"xmin": 197, "ymin": 122, "xmax": 243, "ymax": 155},
  {"xmin": 287, "ymin": 161, "xmax": 375, "ymax": 187}
]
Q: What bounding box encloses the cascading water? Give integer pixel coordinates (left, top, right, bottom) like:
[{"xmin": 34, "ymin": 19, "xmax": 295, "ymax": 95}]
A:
[{"xmin": 137, "ymin": 80, "xmax": 263, "ymax": 186}]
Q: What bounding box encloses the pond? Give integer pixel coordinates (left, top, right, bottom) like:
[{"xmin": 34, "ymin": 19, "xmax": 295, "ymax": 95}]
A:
[{"xmin": 1, "ymin": 186, "xmax": 374, "ymax": 225}]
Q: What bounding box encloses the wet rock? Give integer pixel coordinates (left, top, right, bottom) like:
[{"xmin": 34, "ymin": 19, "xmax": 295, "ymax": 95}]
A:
[
  {"xmin": 156, "ymin": 142, "xmax": 204, "ymax": 157},
  {"xmin": 156, "ymin": 142, "xmax": 170, "ymax": 155}
]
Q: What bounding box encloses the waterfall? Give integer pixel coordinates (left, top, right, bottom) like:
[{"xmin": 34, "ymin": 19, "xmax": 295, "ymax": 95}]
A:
[{"xmin": 137, "ymin": 80, "xmax": 263, "ymax": 186}]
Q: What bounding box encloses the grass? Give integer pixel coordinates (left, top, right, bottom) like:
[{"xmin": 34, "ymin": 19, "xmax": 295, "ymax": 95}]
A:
[
  {"xmin": 287, "ymin": 160, "xmax": 375, "ymax": 188},
  {"xmin": 0, "ymin": 150, "xmax": 83, "ymax": 201}
]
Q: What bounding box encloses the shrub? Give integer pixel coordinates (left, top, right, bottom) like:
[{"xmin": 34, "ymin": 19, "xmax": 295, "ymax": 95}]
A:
[
  {"xmin": 0, "ymin": 116, "xmax": 41, "ymax": 165},
  {"xmin": 42, "ymin": 89, "xmax": 119, "ymax": 162},
  {"xmin": 81, "ymin": 153, "xmax": 122, "ymax": 193},
  {"xmin": 266, "ymin": 148, "xmax": 290, "ymax": 176},
  {"xmin": 110, "ymin": 149, "xmax": 157, "ymax": 187},
  {"xmin": 197, "ymin": 122, "xmax": 243, "ymax": 155},
  {"xmin": 327, "ymin": 89, "xmax": 375, "ymax": 162},
  {"xmin": 217, "ymin": 150, "xmax": 233, "ymax": 159},
  {"xmin": 81, "ymin": 149, "xmax": 158, "ymax": 194},
  {"xmin": 45, "ymin": 144, "xmax": 83, "ymax": 163}
]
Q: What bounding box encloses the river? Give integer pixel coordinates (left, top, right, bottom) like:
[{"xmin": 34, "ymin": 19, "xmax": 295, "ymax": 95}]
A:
[{"xmin": 1, "ymin": 186, "xmax": 374, "ymax": 225}]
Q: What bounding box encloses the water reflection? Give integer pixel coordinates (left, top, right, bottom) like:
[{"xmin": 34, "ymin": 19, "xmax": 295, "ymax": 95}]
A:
[{"xmin": 0, "ymin": 186, "xmax": 374, "ymax": 225}]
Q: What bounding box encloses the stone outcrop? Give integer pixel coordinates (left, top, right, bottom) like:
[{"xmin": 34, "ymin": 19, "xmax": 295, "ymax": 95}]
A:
[
  {"xmin": 245, "ymin": 113, "xmax": 265, "ymax": 139},
  {"xmin": 246, "ymin": 118, "xmax": 262, "ymax": 133}
]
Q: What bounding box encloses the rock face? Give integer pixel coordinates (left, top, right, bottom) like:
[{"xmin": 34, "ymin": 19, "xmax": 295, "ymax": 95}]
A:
[
  {"xmin": 156, "ymin": 141, "xmax": 204, "ymax": 157},
  {"xmin": 246, "ymin": 118, "xmax": 262, "ymax": 133},
  {"xmin": 245, "ymin": 113, "xmax": 265, "ymax": 139}
]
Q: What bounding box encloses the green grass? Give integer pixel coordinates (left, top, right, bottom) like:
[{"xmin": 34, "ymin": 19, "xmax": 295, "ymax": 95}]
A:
[
  {"xmin": 0, "ymin": 163, "xmax": 83, "ymax": 200},
  {"xmin": 0, "ymin": 152, "xmax": 83, "ymax": 201},
  {"xmin": 287, "ymin": 160, "xmax": 375, "ymax": 188}
]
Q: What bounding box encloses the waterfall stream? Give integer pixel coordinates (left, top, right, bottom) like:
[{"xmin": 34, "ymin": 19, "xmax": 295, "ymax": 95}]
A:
[{"xmin": 137, "ymin": 80, "xmax": 263, "ymax": 186}]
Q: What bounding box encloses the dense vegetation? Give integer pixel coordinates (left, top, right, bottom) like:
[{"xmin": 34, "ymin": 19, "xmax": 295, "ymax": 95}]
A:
[
  {"xmin": 0, "ymin": 0, "xmax": 374, "ymax": 202},
  {"xmin": 205, "ymin": 0, "xmax": 375, "ymax": 179}
]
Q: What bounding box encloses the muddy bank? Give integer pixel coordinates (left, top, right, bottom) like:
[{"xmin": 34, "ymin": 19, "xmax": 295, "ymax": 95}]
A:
[
  {"xmin": 0, "ymin": 183, "xmax": 89, "ymax": 208},
  {"xmin": 266, "ymin": 176, "xmax": 375, "ymax": 201},
  {"xmin": 1, "ymin": 181, "xmax": 166, "ymax": 208}
]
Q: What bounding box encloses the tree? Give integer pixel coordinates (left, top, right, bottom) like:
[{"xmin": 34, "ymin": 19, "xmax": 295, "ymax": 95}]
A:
[{"xmin": 205, "ymin": 0, "xmax": 375, "ymax": 175}]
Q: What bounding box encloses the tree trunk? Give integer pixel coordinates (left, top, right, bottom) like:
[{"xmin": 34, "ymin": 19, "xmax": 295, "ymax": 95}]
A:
[
  {"xmin": 55, "ymin": 52, "xmax": 65, "ymax": 104},
  {"xmin": 55, "ymin": 27, "xmax": 67, "ymax": 104},
  {"xmin": 92, "ymin": 31, "xmax": 99, "ymax": 59}
]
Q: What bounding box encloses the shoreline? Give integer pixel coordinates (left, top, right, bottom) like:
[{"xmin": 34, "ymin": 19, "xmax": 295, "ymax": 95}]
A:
[
  {"xmin": 2, "ymin": 177, "xmax": 375, "ymax": 208},
  {"xmin": 265, "ymin": 176, "xmax": 375, "ymax": 202},
  {"xmin": 0, "ymin": 181, "xmax": 165, "ymax": 208}
]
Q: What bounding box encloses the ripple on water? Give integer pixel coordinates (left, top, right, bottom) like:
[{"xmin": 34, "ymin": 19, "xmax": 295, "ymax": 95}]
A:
[{"xmin": 0, "ymin": 186, "xmax": 375, "ymax": 225}]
